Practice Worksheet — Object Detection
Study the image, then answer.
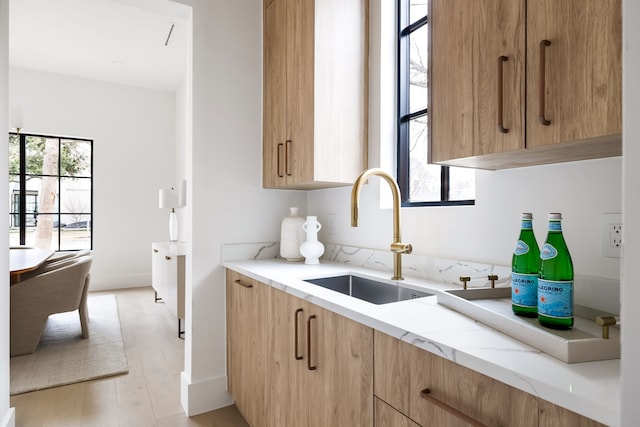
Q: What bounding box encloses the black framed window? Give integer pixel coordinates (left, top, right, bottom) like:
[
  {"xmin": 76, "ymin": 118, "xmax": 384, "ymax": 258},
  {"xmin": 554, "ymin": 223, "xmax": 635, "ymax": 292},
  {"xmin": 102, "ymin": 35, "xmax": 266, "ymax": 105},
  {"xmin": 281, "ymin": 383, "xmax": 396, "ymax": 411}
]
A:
[
  {"xmin": 397, "ymin": 0, "xmax": 475, "ymax": 206},
  {"xmin": 9, "ymin": 132, "xmax": 93, "ymax": 251}
]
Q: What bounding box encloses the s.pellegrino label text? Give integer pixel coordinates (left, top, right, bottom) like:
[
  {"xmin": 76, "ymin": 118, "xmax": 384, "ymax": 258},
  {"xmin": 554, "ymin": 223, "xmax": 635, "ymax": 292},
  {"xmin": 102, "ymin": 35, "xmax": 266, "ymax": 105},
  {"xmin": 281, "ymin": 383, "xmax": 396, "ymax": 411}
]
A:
[
  {"xmin": 538, "ymin": 279, "xmax": 573, "ymax": 319},
  {"xmin": 511, "ymin": 273, "xmax": 538, "ymax": 309}
]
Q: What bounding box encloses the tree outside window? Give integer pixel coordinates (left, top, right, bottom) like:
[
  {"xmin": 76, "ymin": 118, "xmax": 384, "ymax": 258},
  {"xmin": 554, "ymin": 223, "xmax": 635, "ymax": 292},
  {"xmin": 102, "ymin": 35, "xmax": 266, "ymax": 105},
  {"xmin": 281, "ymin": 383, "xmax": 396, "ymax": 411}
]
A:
[{"xmin": 9, "ymin": 133, "xmax": 93, "ymax": 251}]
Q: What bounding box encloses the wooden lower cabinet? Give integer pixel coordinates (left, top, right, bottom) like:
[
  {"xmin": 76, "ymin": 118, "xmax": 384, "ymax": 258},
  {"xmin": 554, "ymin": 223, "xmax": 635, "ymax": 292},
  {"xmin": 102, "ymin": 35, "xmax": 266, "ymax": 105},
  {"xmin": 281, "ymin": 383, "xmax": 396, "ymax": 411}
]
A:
[
  {"xmin": 374, "ymin": 331, "xmax": 605, "ymax": 427},
  {"xmin": 226, "ymin": 270, "xmax": 373, "ymax": 427},
  {"xmin": 375, "ymin": 397, "xmax": 420, "ymax": 427},
  {"xmin": 226, "ymin": 271, "xmax": 270, "ymax": 426},
  {"xmin": 227, "ymin": 270, "xmax": 604, "ymax": 427},
  {"xmin": 539, "ymin": 401, "xmax": 606, "ymax": 427}
]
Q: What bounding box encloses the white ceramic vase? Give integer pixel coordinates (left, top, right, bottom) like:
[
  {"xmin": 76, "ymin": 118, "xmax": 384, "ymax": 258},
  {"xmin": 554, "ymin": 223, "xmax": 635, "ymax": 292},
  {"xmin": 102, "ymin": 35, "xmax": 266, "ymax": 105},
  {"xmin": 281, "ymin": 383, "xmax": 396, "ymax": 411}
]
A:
[
  {"xmin": 280, "ymin": 207, "xmax": 305, "ymax": 261},
  {"xmin": 300, "ymin": 216, "xmax": 325, "ymax": 265}
]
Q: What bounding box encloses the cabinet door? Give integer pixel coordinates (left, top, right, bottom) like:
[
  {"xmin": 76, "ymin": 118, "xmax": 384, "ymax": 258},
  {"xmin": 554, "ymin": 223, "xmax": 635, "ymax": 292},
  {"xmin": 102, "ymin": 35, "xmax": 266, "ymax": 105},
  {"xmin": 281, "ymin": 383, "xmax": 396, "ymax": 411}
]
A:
[
  {"xmin": 526, "ymin": 0, "xmax": 621, "ymax": 148},
  {"xmin": 161, "ymin": 253, "xmax": 178, "ymax": 318},
  {"xmin": 267, "ymin": 292, "xmax": 373, "ymax": 427},
  {"xmin": 151, "ymin": 245, "xmax": 163, "ymax": 296},
  {"xmin": 375, "ymin": 397, "xmax": 420, "ymax": 427},
  {"xmin": 284, "ymin": 0, "xmax": 315, "ymax": 186},
  {"xmin": 375, "ymin": 331, "xmax": 538, "ymax": 427},
  {"xmin": 431, "ymin": 0, "xmax": 525, "ymax": 163},
  {"xmin": 266, "ymin": 286, "xmax": 307, "ymax": 427},
  {"xmin": 226, "ymin": 271, "xmax": 270, "ymax": 426},
  {"xmin": 306, "ymin": 302, "xmax": 373, "ymax": 427},
  {"xmin": 539, "ymin": 400, "xmax": 606, "ymax": 427},
  {"xmin": 263, "ymin": 0, "xmax": 288, "ymax": 188}
]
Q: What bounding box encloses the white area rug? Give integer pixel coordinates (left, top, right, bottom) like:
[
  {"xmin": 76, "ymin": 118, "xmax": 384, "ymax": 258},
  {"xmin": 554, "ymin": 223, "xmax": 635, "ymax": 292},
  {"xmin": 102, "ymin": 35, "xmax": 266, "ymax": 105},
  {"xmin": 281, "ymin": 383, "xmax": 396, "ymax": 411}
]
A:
[{"xmin": 10, "ymin": 294, "xmax": 129, "ymax": 395}]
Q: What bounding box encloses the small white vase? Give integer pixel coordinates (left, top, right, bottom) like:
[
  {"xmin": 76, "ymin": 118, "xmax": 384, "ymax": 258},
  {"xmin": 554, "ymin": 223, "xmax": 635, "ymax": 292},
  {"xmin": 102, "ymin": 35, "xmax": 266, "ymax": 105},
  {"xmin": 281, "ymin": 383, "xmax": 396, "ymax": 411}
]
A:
[
  {"xmin": 280, "ymin": 207, "xmax": 305, "ymax": 262},
  {"xmin": 300, "ymin": 216, "xmax": 325, "ymax": 265}
]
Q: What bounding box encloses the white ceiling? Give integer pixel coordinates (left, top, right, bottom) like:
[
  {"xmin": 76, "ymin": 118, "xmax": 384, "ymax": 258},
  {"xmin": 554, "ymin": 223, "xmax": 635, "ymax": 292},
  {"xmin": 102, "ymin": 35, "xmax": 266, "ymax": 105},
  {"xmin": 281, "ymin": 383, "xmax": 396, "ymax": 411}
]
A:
[{"xmin": 9, "ymin": 0, "xmax": 188, "ymax": 91}]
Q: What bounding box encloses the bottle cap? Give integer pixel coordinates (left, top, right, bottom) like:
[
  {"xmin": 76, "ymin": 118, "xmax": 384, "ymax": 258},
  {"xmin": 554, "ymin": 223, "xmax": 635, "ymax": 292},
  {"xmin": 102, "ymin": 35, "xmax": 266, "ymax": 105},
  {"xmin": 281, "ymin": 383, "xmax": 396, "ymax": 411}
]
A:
[
  {"xmin": 549, "ymin": 212, "xmax": 562, "ymax": 220},
  {"xmin": 521, "ymin": 213, "xmax": 533, "ymax": 220}
]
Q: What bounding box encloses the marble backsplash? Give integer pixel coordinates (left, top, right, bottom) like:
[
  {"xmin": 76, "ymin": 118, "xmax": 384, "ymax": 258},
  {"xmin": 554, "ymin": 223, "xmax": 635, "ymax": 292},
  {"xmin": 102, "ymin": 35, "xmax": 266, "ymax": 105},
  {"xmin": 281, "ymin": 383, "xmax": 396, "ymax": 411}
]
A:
[{"xmin": 221, "ymin": 242, "xmax": 620, "ymax": 314}]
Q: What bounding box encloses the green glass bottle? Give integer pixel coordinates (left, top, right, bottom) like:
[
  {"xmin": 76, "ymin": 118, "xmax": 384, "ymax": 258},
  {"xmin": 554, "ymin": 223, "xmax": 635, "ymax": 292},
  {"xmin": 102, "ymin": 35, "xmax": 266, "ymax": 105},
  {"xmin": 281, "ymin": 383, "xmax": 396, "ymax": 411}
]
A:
[
  {"xmin": 512, "ymin": 213, "xmax": 540, "ymax": 317},
  {"xmin": 538, "ymin": 213, "xmax": 574, "ymax": 330}
]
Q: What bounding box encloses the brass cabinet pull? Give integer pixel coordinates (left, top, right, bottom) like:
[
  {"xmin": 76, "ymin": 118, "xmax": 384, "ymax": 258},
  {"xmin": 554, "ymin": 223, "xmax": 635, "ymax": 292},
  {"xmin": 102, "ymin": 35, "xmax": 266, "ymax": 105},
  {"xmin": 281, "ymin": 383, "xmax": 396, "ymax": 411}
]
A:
[
  {"xmin": 420, "ymin": 389, "xmax": 487, "ymax": 427},
  {"xmin": 277, "ymin": 143, "xmax": 284, "ymax": 177},
  {"xmin": 153, "ymin": 249, "xmax": 158, "ymax": 253},
  {"xmin": 285, "ymin": 140, "xmax": 292, "ymax": 176},
  {"xmin": 233, "ymin": 279, "xmax": 253, "ymax": 289},
  {"xmin": 307, "ymin": 315, "xmax": 317, "ymax": 371},
  {"xmin": 497, "ymin": 56, "xmax": 509, "ymax": 133},
  {"xmin": 165, "ymin": 256, "xmax": 171, "ymax": 261},
  {"xmin": 294, "ymin": 309, "xmax": 303, "ymax": 360},
  {"xmin": 538, "ymin": 40, "xmax": 552, "ymax": 126}
]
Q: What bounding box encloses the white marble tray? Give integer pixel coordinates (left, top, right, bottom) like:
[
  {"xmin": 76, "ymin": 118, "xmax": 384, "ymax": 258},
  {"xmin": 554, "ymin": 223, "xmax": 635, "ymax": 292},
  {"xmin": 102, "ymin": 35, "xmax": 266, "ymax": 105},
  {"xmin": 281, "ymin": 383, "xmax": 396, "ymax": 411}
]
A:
[{"xmin": 437, "ymin": 287, "xmax": 620, "ymax": 363}]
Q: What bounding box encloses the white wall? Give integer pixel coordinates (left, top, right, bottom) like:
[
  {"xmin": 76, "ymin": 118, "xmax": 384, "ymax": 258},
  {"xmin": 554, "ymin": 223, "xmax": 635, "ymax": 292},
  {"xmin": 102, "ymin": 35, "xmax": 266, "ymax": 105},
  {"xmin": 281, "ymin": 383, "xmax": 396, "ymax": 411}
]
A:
[
  {"xmin": 0, "ymin": 0, "xmax": 14, "ymax": 424},
  {"xmin": 621, "ymin": 1, "xmax": 639, "ymax": 425},
  {"xmin": 310, "ymin": 157, "xmax": 622, "ymax": 280},
  {"xmin": 9, "ymin": 68, "xmax": 177, "ymax": 290},
  {"xmin": 174, "ymin": 0, "xmax": 307, "ymax": 415}
]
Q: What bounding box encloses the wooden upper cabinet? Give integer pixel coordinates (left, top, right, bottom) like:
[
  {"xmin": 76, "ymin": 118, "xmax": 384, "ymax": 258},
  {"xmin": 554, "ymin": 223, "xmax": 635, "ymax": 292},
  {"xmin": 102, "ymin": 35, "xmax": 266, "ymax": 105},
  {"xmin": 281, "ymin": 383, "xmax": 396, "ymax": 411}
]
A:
[
  {"xmin": 431, "ymin": 0, "xmax": 525, "ymax": 163},
  {"xmin": 263, "ymin": 0, "xmax": 368, "ymax": 189},
  {"xmin": 526, "ymin": 0, "xmax": 622, "ymax": 150},
  {"xmin": 431, "ymin": 0, "xmax": 621, "ymax": 170}
]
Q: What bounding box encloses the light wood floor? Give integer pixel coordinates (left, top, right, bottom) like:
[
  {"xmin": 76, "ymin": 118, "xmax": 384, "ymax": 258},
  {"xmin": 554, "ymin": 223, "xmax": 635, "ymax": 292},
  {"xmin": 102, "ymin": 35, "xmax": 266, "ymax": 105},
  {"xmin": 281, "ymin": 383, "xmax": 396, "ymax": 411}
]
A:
[{"xmin": 10, "ymin": 287, "xmax": 250, "ymax": 427}]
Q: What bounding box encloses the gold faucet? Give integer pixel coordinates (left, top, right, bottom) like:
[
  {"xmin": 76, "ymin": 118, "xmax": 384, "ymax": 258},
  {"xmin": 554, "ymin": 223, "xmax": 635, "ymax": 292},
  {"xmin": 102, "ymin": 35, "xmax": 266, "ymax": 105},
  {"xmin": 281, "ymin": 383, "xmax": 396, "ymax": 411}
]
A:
[{"xmin": 351, "ymin": 168, "xmax": 413, "ymax": 280}]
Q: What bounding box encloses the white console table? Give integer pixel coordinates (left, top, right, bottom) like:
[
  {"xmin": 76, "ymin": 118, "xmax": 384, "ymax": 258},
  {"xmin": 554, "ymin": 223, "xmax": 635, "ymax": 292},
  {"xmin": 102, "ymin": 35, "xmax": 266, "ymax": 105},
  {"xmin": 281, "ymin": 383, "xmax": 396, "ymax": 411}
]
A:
[{"xmin": 151, "ymin": 242, "xmax": 185, "ymax": 338}]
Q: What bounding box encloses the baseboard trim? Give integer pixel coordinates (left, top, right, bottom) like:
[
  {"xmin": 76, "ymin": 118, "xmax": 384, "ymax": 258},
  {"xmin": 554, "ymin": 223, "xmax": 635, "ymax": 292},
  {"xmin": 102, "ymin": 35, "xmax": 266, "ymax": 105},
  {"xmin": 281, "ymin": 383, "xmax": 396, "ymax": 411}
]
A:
[
  {"xmin": 1, "ymin": 408, "xmax": 15, "ymax": 427},
  {"xmin": 180, "ymin": 371, "xmax": 233, "ymax": 417}
]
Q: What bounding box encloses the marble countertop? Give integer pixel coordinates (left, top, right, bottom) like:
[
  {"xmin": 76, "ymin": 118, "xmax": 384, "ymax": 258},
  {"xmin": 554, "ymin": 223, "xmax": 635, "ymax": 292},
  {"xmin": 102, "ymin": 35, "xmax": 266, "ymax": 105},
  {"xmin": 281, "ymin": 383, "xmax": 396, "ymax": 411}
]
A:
[{"xmin": 224, "ymin": 258, "xmax": 620, "ymax": 426}]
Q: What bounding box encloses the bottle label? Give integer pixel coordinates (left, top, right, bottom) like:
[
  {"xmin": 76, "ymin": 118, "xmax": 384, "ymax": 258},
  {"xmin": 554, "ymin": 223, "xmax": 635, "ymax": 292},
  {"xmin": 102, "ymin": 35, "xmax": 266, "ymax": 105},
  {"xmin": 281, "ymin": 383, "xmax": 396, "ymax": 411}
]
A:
[
  {"xmin": 548, "ymin": 221, "xmax": 562, "ymax": 232},
  {"xmin": 540, "ymin": 243, "xmax": 558, "ymax": 260},
  {"xmin": 513, "ymin": 240, "xmax": 529, "ymax": 256},
  {"xmin": 538, "ymin": 279, "xmax": 573, "ymax": 318},
  {"xmin": 511, "ymin": 273, "xmax": 538, "ymax": 308},
  {"xmin": 521, "ymin": 220, "xmax": 533, "ymax": 230}
]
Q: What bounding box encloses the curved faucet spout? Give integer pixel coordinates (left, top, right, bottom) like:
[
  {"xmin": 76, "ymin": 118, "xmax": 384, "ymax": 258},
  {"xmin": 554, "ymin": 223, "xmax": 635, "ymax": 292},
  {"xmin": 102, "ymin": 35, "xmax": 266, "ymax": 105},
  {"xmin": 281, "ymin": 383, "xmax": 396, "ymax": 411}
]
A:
[{"xmin": 351, "ymin": 168, "xmax": 412, "ymax": 280}]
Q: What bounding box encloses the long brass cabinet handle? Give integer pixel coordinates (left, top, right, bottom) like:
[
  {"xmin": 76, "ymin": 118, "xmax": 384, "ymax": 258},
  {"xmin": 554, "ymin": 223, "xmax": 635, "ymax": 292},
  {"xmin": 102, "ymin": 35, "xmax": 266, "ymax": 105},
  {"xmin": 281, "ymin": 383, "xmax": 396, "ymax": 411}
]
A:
[
  {"xmin": 277, "ymin": 143, "xmax": 284, "ymax": 178},
  {"xmin": 420, "ymin": 389, "xmax": 487, "ymax": 427},
  {"xmin": 497, "ymin": 56, "xmax": 509, "ymax": 133},
  {"xmin": 538, "ymin": 39, "xmax": 552, "ymax": 126},
  {"xmin": 233, "ymin": 279, "xmax": 253, "ymax": 289},
  {"xmin": 294, "ymin": 309, "xmax": 303, "ymax": 360},
  {"xmin": 285, "ymin": 140, "xmax": 292, "ymax": 176},
  {"xmin": 307, "ymin": 315, "xmax": 317, "ymax": 371}
]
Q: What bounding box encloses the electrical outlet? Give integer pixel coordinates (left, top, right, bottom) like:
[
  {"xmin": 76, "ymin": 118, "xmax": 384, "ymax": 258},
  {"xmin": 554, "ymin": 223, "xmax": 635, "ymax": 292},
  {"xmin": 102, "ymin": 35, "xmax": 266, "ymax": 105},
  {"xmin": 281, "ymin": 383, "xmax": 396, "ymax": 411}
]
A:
[
  {"xmin": 602, "ymin": 213, "xmax": 622, "ymax": 258},
  {"xmin": 610, "ymin": 224, "xmax": 622, "ymax": 248}
]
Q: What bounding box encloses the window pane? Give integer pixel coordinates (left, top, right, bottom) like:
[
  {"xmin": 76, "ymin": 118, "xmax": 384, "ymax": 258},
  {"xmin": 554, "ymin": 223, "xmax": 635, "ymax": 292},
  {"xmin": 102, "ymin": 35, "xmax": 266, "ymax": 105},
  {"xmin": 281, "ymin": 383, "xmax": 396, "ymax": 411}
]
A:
[
  {"xmin": 9, "ymin": 133, "xmax": 93, "ymax": 251},
  {"xmin": 60, "ymin": 177, "xmax": 91, "ymax": 214},
  {"xmin": 26, "ymin": 136, "xmax": 59, "ymax": 176},
  {"xmin": 409, "ymin": 23, "xmax": 428, "ymax": 113},
  {"xmin": 9, "ymin": 134, "xmax": 19, "ymax": 175},
  {"xmin": 409, "ymin": 0, "xmax": 428, "ymax": 26},
  {"xmin": 449, "ymin": 167, "xmax": 476, "ymax": 201},
  {"xmin": 408, "ymin": 117, "xmax": 441, "ymax": 202},
  {"xmin": 60, "ymin": 214, "xmax": 91, "ymax": 251},
  {"xmin": 61, "ymin": 139, "xmax": 91, "ymax": 177}
]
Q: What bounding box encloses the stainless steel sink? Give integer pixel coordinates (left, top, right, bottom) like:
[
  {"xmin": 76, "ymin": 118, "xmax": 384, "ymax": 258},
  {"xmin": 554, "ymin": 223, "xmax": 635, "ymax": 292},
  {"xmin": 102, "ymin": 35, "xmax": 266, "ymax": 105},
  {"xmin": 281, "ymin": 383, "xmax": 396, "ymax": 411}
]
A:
[{"xmin": 303, "ymin": 274, "xmax": 432, "ymax": 305}]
